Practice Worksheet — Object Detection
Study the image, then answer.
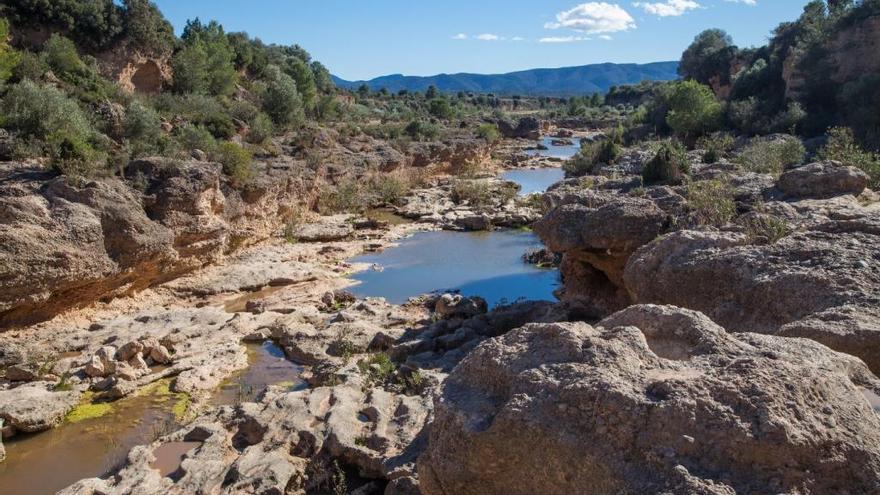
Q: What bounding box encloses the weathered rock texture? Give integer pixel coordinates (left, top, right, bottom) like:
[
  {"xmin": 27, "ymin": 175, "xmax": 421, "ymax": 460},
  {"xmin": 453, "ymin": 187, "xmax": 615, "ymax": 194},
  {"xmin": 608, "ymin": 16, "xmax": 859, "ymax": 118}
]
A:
[
  {"xmin": 419, "ymin": 305, "xmax": 880, "ymax": 495},
  {"xmin": 0, "ymin": 158, "xmax": 308, "ymax": 327}
]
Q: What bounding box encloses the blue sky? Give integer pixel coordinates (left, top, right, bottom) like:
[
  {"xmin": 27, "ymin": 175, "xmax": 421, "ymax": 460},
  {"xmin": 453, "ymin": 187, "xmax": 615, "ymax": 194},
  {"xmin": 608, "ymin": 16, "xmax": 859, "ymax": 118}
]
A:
[{"xmin": 152, "ymin": 1, "xmax": 807, "ymax": 81}]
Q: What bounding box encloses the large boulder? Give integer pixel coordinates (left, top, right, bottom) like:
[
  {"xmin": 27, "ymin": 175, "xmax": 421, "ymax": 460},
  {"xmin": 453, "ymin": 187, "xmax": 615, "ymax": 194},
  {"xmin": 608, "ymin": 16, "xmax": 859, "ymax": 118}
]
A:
[
  {"xmin": 0, "ymin": 385, "xmax": 80, "ymax": 435},
  {"xmin": 496, "ymin": 117, "xmax": 540, "ymax": 140},
  {"xmin": 623, "ymin": 226, "xmax": 880, "ymax": 372},
  {"xmin": 534, "ymin": 194, "xmax": 669, "ymax": 317},
  {"xmin": 419, "ymin": 305, "xmax": 880, "ymax": 495},
  {"xmin": 777, "ymin": 161, "xmax": 869, "ymax": 199}
]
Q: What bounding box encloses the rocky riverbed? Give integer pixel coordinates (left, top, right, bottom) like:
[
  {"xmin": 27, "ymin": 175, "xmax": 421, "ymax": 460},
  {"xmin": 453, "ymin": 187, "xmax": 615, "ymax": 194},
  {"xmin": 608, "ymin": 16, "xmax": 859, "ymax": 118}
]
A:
[{"xmin": 3, "ymin": 125, "xmax": 880, "ymax": 495}]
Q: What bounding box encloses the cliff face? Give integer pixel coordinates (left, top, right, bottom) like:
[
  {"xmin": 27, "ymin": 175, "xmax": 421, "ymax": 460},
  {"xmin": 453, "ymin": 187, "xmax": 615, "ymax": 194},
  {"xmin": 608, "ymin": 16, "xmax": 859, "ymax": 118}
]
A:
[
  {"xmin": 0, "ymin": 158, "xmax": 311, "ymax": 328},
  {"xmin": 97, "ymin": 43, "xmax": 173, "ymax": 94}
]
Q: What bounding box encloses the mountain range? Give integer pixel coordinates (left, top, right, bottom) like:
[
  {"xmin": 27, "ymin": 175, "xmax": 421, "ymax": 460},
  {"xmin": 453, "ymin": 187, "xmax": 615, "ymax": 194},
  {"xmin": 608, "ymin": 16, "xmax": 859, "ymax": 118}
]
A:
[{"xmin": 332, "ymin": 61, "xmax": 679, "ymax": 96}]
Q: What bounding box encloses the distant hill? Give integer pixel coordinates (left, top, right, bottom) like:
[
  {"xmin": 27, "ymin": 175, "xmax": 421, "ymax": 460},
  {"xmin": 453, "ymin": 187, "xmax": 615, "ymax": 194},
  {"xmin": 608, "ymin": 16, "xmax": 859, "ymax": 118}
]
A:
[{"xmin": 333, "ymin": 62, "xmax": 679, "ymax": 96}]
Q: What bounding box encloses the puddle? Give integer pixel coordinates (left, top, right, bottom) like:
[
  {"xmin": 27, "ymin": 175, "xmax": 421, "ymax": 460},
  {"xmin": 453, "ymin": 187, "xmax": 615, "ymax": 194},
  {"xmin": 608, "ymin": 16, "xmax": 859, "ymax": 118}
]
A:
[
  {"xmin": 150, "ymin": 441, "xmax": 202, "ymax": 478},
  {"xmin": 365, "ymin": 208, "xmax": 411, "ymax": 226},
  {"xmin": 524, "ymin": 136, "xmax": 581, "ymax": 159},
  {"xmin": 502, "ymin": 168, "xmax": 565, "ymax": 195},
  {"xmin": 348, "ymin": 230, "xmax": 559, "ymax": 307},
  {"xmin": 0, "ymin": 386, "xmax": 180, "ymax": 495},
  {"xmin": 224, "ymin": 286, "xmax": 287, "ymax": 313},
  {"xmin": 211, "ymin": 341, "xmax": 306, "ymax": 406}
]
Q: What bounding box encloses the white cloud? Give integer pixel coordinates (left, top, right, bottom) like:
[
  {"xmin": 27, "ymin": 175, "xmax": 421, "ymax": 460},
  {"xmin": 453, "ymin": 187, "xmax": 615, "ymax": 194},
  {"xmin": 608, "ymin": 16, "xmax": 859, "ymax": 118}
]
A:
[
  {"xmin": 545, "ymin": 3, "xmax": 636, "ymax": 35},
  {"xmin": 476, "ymin": 33, "xmax": 502, "ymax": 41},
  {"xmin": 511, "ymin": 36, "xmax": 527, "ymax": 42},
  {"xmin": 451, "ymin": 33, "xmax": 467, "ymax": 40},
  {"xmin": 539, "ymin": 36, "xmax": 592, "ymax": 43},
  {"xmin": 725, "ymin": 0, "xmax": 756, "ymax": 4},
  {"xmin": 633, "ymin": 0, "xmax": 701, "ymax": 17},
  {"xmin": 599, "ymin": 34, "xmax": 613, "ymax": 40}
]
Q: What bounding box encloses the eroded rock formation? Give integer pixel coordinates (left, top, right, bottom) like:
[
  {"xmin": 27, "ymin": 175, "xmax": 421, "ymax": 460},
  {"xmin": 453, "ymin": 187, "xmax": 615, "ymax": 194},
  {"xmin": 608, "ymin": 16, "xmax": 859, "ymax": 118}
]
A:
[{"xmin": 419, "ymin": 305, "xmax": 880, "ymax": 495}]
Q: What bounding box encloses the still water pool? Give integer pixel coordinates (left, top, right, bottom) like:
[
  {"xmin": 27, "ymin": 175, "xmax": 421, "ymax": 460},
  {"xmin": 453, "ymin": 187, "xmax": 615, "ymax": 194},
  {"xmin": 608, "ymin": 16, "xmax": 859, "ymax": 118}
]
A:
[
  {"xmin": 348, "ymin": 230, "xmax": 559, "ymax": 307},
  {"xmin": 524, "ymin": 136, "xmax": 581, "ymax": 160},
  {"xmin": 502, "ymin": 167, "xmax": 565, "ymax": 195}
]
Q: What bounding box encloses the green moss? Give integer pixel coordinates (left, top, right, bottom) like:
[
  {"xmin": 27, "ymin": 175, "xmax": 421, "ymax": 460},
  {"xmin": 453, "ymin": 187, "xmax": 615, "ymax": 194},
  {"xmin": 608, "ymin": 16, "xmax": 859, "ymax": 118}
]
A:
[
  {"xmin": 171, "ymin": 393, "xmax": 191, "ymax": 422},
  {"xmin": 66, "ymin": 393, "xmax": 115, "ymax": 423}
]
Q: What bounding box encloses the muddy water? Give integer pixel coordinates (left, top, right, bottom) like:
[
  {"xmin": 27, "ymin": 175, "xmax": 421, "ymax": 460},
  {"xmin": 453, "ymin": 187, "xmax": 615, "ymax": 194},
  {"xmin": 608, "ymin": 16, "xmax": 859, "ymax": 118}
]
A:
[
  {"xmin": 0, "ymin": 342, "xmax": 303, "ymax": 494},
  {"xmin": 211, "ymin": 341, "xmax": 306, "ymax": 406},
  {"xmin": 502, "ymin": 167, "xmax": 566, "ymax": 195},
  {"xmin": 525, "ymin": 136, "xmax": 581, "ymax": 159},
  {"xmin": 348, "ymin": 230, "xmax": 559, "ymax": 307},
  {"xmin": 0, "ymin": 386, "xmax": 179, "ymax": 495}
]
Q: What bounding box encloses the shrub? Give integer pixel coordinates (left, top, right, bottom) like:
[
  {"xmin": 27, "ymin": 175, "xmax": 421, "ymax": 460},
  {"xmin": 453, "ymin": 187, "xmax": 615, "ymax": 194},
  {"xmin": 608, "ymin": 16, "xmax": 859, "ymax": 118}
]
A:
[
  {"xmin": 215, "ymin": 141, "xmax": 253, "ymax": 183},
  {"xmin": 247, "ymin": 113, "xmax": 275, "ymax": 144},
  {"xmin": 819, "ymin": 127, "xmax": 880, "ymax": 188},
  {"xmin": 42, "ymin": 34, "xmax": 85, "ymax": 77},
  {"xmin": 563, "ymin": 139, "xmax": 621, "ymax": 176},
  {"xmin": 319, "ymin": 180, "xmax": 364, "ymax": 214},
  {"xmin": 736, "ymin": 138, "xmax": 805, "ymax": 175},
  {"xmin": 687, "ymin": 179, "xmax": 736, "ymax": 226},
  {"xmin": 403, "ymin": 120, "xmax": 438, "ymax": 141},
  {"xmin": 476, "ymin": 123, "xmax": 501, "ymax": 143},
  {"xmin": 0, "ymin": 79, "xmax": 107, "ymax": 174},
  {"xmin": 697, "ymin": 133, "xmax": 734, "ymax": 164},
  {"xmin": 452, "ymin": 180, "xmax": 492, "ymax": 207},
  {"xmin": 642, "ymin": 141, "xmax": 691, "ymax": 185},
  {"xmin": 175, "ymin": 124, "xmax": 217, "ymax": 156},
  {"xmin": 124, "ymin": 100, "xmax": 163, "ymax": 157},
  {"xmin": 665, "ymin": 80, "xmax": 723, "ymax": 141},
  {"xmin": 263, "ymin": 66, "xmax": 305, "ymax": 128},
  {"xmin": 428, "ymin": 98, "xmax": 454, "ymax": 119},
  {"xmin": 0, "ymin": 18, "xmax": 20, "ymax": 83},
  {"xmin": 48, "ymin": 130, "xmax": 108, "ymax": 178},
  {"xmin": 740, "ymin": 213, "xmax": 791, "ymax": 245},
  {"xmin": 367, "ymin": 175, "xmax": 409, "ymax": 205}
]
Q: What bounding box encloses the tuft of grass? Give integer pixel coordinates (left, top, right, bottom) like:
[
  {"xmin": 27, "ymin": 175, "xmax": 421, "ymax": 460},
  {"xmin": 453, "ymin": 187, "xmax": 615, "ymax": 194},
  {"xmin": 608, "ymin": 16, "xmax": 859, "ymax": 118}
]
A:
[
  {"xmin": 736, "ymin": 138, "xmax": 805, "ymax": 176},
  {"xmin": 687, "ymin": 179, "xmax": 736, "ymax": 227},
  {"xmin": 642, "ymin": 141, "xmax": 690, "ymax": 185}
]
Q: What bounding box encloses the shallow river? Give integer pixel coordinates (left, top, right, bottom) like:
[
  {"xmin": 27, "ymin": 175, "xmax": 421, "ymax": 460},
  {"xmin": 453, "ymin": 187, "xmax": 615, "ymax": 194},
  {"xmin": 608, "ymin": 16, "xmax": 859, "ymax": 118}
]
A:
[
  {"xmin": 0, "ymin": 342, "xmax": 302, "ymax": 495},
  {"xmin": 349, "ymin": 230, "xmax": 559, "ymax": 307},
  {"xmin": 0, "ymin": 147, "xmax": 568, "ymax": 493},
  {"xmin": 524, "ymin": 136, "xmax": 581, "ymax": 160}
]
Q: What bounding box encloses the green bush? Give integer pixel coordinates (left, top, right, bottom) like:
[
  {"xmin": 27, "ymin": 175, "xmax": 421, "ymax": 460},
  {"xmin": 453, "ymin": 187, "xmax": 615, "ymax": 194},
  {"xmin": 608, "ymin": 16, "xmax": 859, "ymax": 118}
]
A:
[
  {"xmin": 687, "ymin": 179, "xmax": 736, "ymax": 226},
  {"xmin": 319, "ymin": 180, "xmax": 364, "ymax": 214},
  {"xmin": 175, "ymin": 124, "xmax": 218, "ymax": 156},
  {"xmin": 476, "ymin": 123, "xmax": 501, "ymax": 143},
  {"xmin": 642, "ymin": 141, "xmax": 691, "ymax": 185},
  {"xmin": 42, "ymin": 34, "xmax": 85, "ymax": 77},
  {"xmin": 428, "ymin": 98, "xmax": 454, "ymax": 119},
  {"xmin": 215, "ymin": 141, "xmax": 253, "ymax": 183},
  {"xmin": 0, "ymin": 18, "xmax": 20, "ymax": 83},
  {"xmin": 819, "ymin": 127, "xmax": 880, "ymax": 188},
  {"xmin": 247, "ymin": 113, "xmax": 274, "ymax": 144},
  {"xmin": 736, "ymin": 138, "xmax": 805, "ymax": 175},
  {"xmin": 403, "ymin": 120, "xmax": 438, "ymax": 141},
  {"xmin": 1, "ymin": 80, "xmax": 99, "ymax": 164},
  {"xmin": 697, "ymin": 133, "xmax": 734, "ymax": 164},
  {"xmin": 124, "ymin": 100, "xmax": 163, "ymax": 157},
  {"xmin": 367, "ymin": 175, "xmax": 409, "ymax": 205},
  {"xmin": 564, "ymin": 139, "xmax": 621, "ymax": 176},
  {"xmin": 263, "ymin": 66, "xmax": 305, "ymax": 128},
  {"xmin": 665, "ymin": 80, "xmax": 723, "ymax": 141}
]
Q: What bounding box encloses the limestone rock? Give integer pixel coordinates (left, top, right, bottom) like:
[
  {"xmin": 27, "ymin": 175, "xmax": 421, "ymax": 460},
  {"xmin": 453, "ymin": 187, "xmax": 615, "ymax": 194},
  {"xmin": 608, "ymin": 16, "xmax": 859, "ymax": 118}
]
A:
[
  {"xmin": 0, "ymin": 385, "xmax": 80, "ymax": 435},
  {"xmin": 419, "ymin": 305, "xmax": 880, "ymax": 495},
  {"xmin": 777, "ymin": 161, "xmax": 869, "ymax": 199},
  {"xmin": 434, "ymin": 294, "xmax": 488, "ymax": 320}
]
